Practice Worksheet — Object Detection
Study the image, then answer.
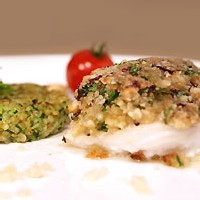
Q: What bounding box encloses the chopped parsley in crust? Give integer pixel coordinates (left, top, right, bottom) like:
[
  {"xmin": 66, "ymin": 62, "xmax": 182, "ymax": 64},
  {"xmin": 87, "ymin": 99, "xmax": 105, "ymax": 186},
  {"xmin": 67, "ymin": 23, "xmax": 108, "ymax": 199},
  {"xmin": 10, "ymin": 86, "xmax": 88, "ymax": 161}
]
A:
[
  {"xmin": 67, "ymin": 57, "xmax": 200, "ymax": 167},
  {"xmin": 70, "ymin": 57, "xmax": 200, "ymax": 134}
]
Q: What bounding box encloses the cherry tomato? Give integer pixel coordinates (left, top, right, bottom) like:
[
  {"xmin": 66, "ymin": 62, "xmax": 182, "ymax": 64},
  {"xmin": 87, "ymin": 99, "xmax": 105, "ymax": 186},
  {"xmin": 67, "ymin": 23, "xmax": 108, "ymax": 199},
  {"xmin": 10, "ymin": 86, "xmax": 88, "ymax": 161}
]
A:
[{"xmin": 66, "ymin": 45, "xmax": 113, "ymax": 91}]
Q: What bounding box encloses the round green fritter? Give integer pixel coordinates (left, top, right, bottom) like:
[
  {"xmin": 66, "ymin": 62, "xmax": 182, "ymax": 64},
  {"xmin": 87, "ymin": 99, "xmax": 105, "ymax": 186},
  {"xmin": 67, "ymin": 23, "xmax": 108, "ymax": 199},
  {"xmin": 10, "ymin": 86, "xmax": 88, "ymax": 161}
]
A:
[{"xmin": 0, "ymin": 83, "xmax": 70, "ymax": 143}]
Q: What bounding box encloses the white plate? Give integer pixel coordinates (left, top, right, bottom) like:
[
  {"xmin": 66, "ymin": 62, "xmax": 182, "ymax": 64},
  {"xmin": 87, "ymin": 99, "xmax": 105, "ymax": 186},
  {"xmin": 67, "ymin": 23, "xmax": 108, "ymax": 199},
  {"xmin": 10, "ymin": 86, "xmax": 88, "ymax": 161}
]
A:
[{"xmin": 0, "ymin": 55, "xmax": 200, "ymax": 200}]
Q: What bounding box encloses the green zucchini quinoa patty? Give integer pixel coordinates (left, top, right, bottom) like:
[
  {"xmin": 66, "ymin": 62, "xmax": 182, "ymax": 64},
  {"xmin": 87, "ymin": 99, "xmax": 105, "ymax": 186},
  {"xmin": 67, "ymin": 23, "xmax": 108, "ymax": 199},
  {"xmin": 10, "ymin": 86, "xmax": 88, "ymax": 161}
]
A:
[{"xmin": 0, "ymin": 83, "xmax": 70, "ymax": 143}]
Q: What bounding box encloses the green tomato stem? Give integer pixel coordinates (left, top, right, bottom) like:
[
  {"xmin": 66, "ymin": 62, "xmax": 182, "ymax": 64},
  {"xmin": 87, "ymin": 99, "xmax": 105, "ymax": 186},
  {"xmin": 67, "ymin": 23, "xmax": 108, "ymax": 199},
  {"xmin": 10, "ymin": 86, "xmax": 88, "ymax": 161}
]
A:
[{"xmin": 91, "ymin": 43, "xmax": 106, "ymax": 58}]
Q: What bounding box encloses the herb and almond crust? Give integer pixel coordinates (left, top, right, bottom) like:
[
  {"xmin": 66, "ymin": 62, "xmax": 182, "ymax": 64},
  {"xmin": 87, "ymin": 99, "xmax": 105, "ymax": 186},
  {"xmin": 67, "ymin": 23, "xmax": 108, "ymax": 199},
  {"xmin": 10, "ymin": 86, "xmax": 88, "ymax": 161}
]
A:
[
  {"xmin": 68, "ymin": 57, "xmax": 200, "ymax": 167},
  {"xmin": 70, "ymin": 57, "xmax": 200, "ymax": 134},
  {"xmin": 0, "ymin": 83, "xmax": 70, "ymax": 143}
]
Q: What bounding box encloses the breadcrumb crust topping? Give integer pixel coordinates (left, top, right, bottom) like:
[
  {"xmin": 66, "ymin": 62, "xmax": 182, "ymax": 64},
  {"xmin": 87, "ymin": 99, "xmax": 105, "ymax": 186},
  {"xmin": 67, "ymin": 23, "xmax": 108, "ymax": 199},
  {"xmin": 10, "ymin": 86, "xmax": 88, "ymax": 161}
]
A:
[{"xmin": 69, "ymin": 57, "xmax": 200, "ymax": 136}]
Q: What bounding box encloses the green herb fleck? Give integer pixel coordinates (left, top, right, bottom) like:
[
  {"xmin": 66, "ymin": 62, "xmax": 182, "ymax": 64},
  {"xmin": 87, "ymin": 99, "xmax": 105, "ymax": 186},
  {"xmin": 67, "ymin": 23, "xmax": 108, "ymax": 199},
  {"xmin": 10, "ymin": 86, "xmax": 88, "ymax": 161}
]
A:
[
  {"xmin": 177, "ymin": 90, "xmax": 187, "ymax": 97},
  {"xmin": 163, "ymin": 106, "xmax": 174, "ymax": 124},
  {"xmin": 176, "ymin": 155, "xmax": 184, "ymax": 167},
  {"xmin": 16, "ymin": 124, "xmax": 22, "ymax": 132},
  {"xmin": 183, "ymin": 69, "xmax": 200, "ymax": 76},
  {"xmin": 6, "ymin": 129, "xmax": 14, "ymax": 134},
  {"xmin": 141, "ymin": 76, "xmax": 148, "ymax": 80},
  {"xmin": 78, "ymin": 83, "xmax": 98, "ymax": 98},
  {"xmin": 102, "ymin": 90, "xmax": 119, "ymax": 111},
  {"xmin": 102, "ymin": 104, "xmax": 107, "ymax": 111},
  {"xmin": 99, "ymin": 84, "xmax": 107, "ymax": 96},
  {"xmin": 33, "ymin": 130, "xmax": 40, "ymax": 139},
  {"xmin": 97, "ymin": 121, "xmax": 108, "ymax": 132},
  {"xmin": 156, "ymin": 88, "xmax": 171, "ymax": 95},
  {"xmin": 116, "ymin": 81, "xmax": 122, "ymax": 85},
  {"xmin": 129, "ymin": 64, "xmax": 141, "ymax": 75},
  {"xmin": 148, "ymin": 100, "xmax": 154, "ymax": 106},
  {"xmin": 139, "ymin": 87, "xmax": 172, "ymax": 96},
  {"xmin": 78, "ymin": 82, "xmax": 107, "ymax": 99},
  {"xmin": 138, "ymin": 87, "xmax": 149, "ymax": 95},
  {"xmin": 107, "ymin": 90, "xmax": 120, "ymax": 103},
  {"xmin": 40, "ymin": 113, "xmax": 46, "ymax": 119},
  {"xmin": 136, "ymin": 104, "xmax": 145, "ymax": 109},
  {"xmin": 0, "ymin": 81, "xmax": 13, "ymax": 95}
]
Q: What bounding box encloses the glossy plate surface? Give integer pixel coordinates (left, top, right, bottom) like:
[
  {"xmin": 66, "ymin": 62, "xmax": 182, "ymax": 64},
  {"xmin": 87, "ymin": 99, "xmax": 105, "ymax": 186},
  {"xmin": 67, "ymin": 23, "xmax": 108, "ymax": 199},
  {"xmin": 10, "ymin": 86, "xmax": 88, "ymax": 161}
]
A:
[{"xmin": 0, "ymin": 55, "xmax": 200, "ymax": 200}]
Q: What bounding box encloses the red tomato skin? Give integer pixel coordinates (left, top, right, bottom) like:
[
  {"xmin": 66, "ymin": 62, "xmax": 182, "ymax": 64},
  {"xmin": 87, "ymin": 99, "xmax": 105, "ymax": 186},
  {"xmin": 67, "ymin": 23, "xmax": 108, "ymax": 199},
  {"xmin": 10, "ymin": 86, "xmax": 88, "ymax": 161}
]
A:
[{"xmin": 67, "ymin": 49, "xmax": 113, "ymax": 91}]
